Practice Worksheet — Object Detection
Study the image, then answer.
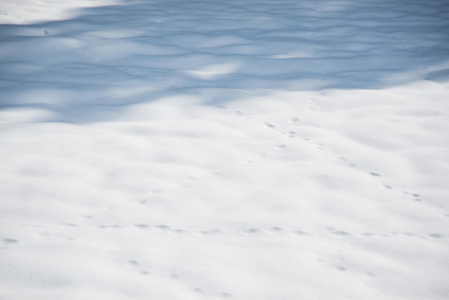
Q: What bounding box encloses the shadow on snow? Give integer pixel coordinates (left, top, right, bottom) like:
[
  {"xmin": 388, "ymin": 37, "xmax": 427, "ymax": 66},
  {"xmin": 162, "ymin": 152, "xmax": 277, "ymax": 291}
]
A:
[{"xmin": 0, "ymin": 0, "xmax": 449, "ymax": 122}]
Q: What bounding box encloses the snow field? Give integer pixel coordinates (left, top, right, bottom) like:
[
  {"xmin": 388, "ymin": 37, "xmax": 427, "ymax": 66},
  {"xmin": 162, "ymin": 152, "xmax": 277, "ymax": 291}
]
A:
[{"xmin": 1, "ymin": 0, "xmax": 449, "ymax": 299}]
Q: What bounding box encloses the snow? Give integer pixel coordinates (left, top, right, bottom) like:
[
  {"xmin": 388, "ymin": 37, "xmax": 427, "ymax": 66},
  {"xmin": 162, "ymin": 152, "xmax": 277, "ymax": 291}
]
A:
[{"xmin": 1, "ymin": 0, "xmax": 449, "ymax": 299}]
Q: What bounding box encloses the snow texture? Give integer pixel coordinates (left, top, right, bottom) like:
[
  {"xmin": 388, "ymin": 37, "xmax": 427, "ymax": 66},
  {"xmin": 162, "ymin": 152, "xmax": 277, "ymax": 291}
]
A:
[{"xmin": 1, "ymin": 0, "xmax": 449, "ymax": 299}]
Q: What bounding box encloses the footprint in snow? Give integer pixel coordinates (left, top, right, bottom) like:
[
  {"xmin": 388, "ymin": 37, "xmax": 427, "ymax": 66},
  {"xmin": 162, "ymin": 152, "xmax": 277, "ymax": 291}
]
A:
[
  {"xmin": 338, "ymin": 157, "xmax": 357, "ymax": 168},
  {"xmin": 4, "ymin": 238, "xmax": 18, "ymax": 244},
  {"xmin": 274, "ymin": 144, "xmax": 286, "ymax": 150},
  {"xmin": 332, "ymin": 231, "xmax": 350, "ymax": 236},
  {"xmin": 382, "ymin": 182, "xmax": 393, "ymax": 189},
  {"xmin": 135, "ymin": 223, "xmax": 149, "ymax": 228},
  {"xmin": 294, "ymin": 230, "xmax": 306, "ymax": 236},
  {"xmin": 155, "ymin": 224, "xmax": 170, "ymax": 230},
  {"xmin": 243, "ymin": 228, "xmax": 259, "ymax": 234},
  {"xmin": 270, "ymin": 227, "xmax": 282, "ymax": 232},
  {"xmin": 287, "ymin": 131, "xmax": 295, "ymax": 138},
  {"xmin": 315, "ymin": 142, "xmax": 325, "ymax": 152},
  {"xmin": 199, "ymin": 229, "xmax": 221, "ymax": 235},
  {"xmin": 402, "ymin": 191, "xmax": 421, "ymax": 202},
  {"xmin": 427, "ymin": 233, "xmax": 443, "ymax": 239}
]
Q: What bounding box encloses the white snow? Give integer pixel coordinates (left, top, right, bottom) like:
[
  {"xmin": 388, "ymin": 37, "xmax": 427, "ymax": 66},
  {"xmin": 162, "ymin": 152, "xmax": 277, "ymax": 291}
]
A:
[{"xmin": 1, "ymin": 0, "xmax": 449, "ymax": 299}]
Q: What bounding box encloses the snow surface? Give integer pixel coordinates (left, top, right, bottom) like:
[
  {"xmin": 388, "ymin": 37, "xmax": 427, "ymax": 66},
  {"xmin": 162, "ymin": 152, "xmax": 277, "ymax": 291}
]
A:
[{"xmin": 1, "ymin": 0, "xmax": 449, "ymax": 299}]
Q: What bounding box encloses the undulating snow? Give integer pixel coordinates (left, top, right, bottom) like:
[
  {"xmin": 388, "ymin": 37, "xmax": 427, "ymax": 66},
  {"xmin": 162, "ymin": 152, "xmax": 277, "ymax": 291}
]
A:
[{"xmin": 1, "ymin": 0, "xmax": 449, "ymax": 299}]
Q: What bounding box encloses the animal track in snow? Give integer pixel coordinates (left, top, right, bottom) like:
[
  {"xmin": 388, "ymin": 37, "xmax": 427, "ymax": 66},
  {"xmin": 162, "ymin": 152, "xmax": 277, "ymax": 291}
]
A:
[
  {"xmin": 274, "ymin": 144, "xmax": 286, "ymax": 150},
  {"xmin": 199, "ymin": 229, "xmax": 221, "ymax": 235},
  {"xmin": 243, "ymin": 228, "xmax": 259, "ymax": 234},
  {"xmin": 288, "ymin": 117, "xmax": 299, "ymax": 124},
  {"xmin": 3, "ymin": 238, "xmax": 19, "ymax": 244},
  {"xmin": 134, "ymin": 223, "xmax": 149, "ymax": 228},
  {"xmin": 402, "ymin": 191, "xmax": 421, "ymax": 202},
  {"xmin": 338, "ymin": 157, "xmax": 357, "ymax": 168},
  {"xmin": 28, "ymin": 222, "xmax": 445, "ymax": 244}
]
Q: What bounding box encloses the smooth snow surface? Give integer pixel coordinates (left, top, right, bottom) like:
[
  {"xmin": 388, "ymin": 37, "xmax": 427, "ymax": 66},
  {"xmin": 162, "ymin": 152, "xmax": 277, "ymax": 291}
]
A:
[{"xmin": 1, "ymin": 0, "xmax": 449, "ymax": 299}]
